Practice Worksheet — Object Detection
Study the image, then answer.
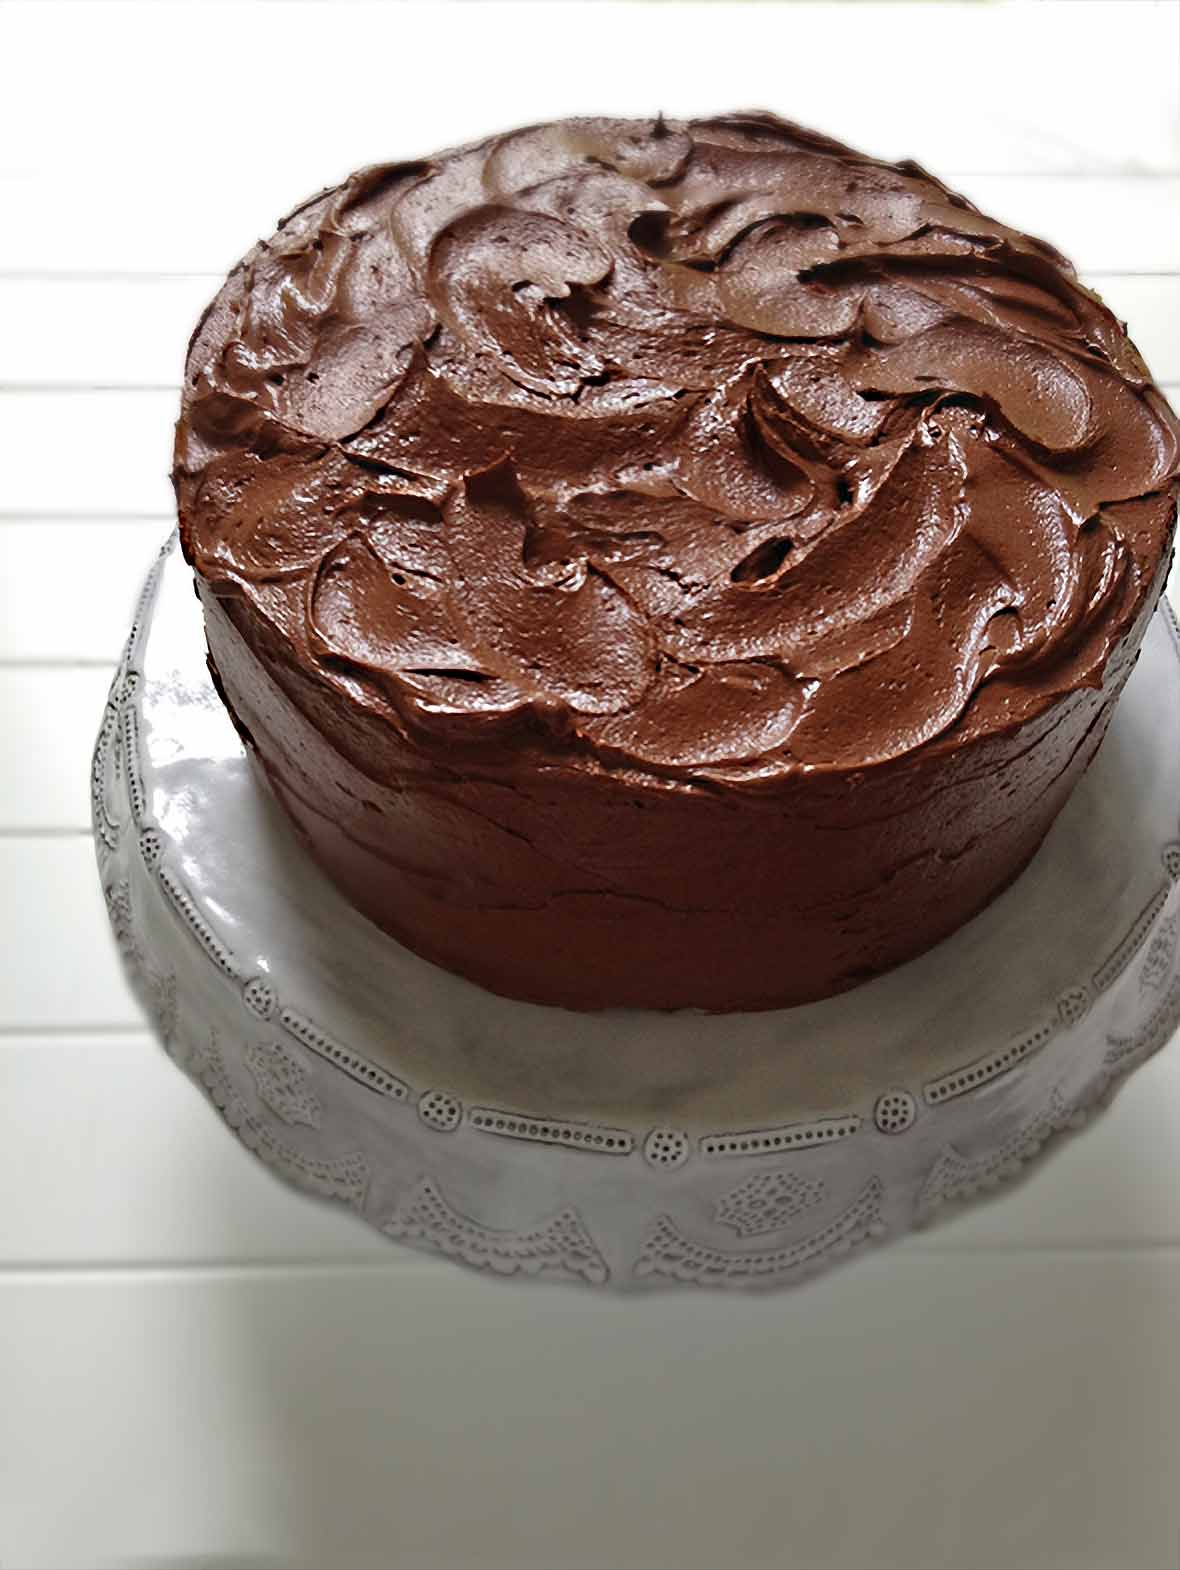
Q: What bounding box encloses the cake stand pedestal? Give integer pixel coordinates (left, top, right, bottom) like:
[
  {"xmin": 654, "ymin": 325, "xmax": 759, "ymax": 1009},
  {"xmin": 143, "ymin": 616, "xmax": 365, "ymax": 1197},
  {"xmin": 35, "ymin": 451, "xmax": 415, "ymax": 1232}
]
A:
[{"xmin": 93, "ymin": 536, "xmax": 1180, "ymax": 1292}]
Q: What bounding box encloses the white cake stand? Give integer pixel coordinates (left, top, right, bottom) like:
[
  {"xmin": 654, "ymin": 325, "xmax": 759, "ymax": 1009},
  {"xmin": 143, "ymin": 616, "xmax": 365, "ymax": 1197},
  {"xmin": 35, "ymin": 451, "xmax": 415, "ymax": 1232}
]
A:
[{"xmin": 92, "ymin": 535, "xmax": 1180, "ymax": 1292}]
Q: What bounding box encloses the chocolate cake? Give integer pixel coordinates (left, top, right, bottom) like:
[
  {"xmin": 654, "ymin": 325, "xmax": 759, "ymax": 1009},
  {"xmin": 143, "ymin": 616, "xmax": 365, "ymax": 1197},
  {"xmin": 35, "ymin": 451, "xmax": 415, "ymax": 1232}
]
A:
[{"xmin": 174, "ymin": 113, "xmax": 1180, "ymax": 1011}]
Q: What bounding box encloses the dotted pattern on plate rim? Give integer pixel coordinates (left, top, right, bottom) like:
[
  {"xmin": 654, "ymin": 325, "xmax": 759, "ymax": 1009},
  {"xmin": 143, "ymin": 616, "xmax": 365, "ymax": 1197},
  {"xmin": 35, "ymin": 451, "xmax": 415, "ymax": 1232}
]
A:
[
  {"xmin": 418, "ymin": 1090, "xmax": 463, "ymax": 1132},
  {"xmin": 120, "ymin": 704, "xmax": 146, "ymax": 827},
  {"xmin": 279, "ymin": 1007, "xmax": 409, "ymax": 1101},
  {"xmin": 700, "ymin": 1115, "xmax": 860, "ymax": 1159},
  {"xmin": 643, "ymin": 1127, "xmax": 691, "ymax": 1169},
  {"xmin": 1092, "ymin": 883, "xmax": 1170, "ymax": 993},
  {"xmin": 873, "ymin": 1090, "xmax": 917, "ymax": 1134},
  {"xmin": 924, "ymin": 1021, "xmax": 1055, "ymax": 1106},
  {"xmin": 242, "ymin": 976, "xmax": 277, "ymax": 1020},
  {"xmin": 468, "ymin": 1107, "xmax": 633, "ymax": 1154},
  {"xmin": 158, "ymin": 865, "xmax": 243, "ymax": 982},
  {"xmin": 1057, "ymin": 986, "xmax": 1091, "ymax": 1027},
  {"xmin": 138, "ymin": 827, "xmax": 164, "ymax": 870}
]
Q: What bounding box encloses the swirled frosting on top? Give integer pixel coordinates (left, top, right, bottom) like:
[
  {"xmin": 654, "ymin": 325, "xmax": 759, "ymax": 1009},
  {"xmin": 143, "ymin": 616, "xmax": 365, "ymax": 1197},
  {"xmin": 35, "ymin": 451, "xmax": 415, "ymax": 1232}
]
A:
[{"xmin": 176, "ymin": 113, "xmax": 1180, "ymax": 781}]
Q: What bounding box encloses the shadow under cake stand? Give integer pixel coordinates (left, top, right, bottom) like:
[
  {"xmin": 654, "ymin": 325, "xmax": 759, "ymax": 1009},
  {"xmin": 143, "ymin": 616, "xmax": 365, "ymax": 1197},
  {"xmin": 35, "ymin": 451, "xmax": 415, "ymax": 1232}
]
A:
[{"xmin": 92, "ymin": 536, "xmax": 1180, "ymax": 1292}]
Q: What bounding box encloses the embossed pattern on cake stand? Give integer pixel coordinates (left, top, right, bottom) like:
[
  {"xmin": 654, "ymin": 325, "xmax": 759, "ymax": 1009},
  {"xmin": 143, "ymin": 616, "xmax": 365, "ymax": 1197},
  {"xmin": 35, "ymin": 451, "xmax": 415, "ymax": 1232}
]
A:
[{"xmin": 93, "ymin": 537, "xmax": 1180, "ymax": 1291}]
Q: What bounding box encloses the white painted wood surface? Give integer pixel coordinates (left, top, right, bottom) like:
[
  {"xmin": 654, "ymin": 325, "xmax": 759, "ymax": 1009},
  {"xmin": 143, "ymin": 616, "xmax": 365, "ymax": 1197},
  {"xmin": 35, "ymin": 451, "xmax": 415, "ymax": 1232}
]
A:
[{"xmin": 1, "ymin": 3, "xmax": 1178, "ymax": 1567}]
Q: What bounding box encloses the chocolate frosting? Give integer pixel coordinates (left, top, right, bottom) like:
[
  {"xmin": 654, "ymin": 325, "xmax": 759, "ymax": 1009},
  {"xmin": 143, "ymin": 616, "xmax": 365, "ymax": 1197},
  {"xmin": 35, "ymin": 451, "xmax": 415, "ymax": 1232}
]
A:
[{"xmin": 176, "ymin": 113, "xmax": 1180, "ymax": 785}]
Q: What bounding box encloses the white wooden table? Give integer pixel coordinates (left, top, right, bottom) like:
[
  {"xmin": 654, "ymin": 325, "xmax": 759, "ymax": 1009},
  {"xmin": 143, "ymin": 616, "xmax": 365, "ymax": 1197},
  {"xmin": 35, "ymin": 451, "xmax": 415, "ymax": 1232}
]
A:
[{"xmin": 2, "ymin": 4, "xmax": 1180, "ymax": 1567}]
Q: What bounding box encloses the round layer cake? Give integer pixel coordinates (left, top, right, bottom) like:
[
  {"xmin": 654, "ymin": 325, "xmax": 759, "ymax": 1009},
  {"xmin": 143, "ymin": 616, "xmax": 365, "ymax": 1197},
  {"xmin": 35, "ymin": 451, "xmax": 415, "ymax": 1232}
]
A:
[{"xmin": 174, "ymin": 112, "xmax": 1180, "ymax": 1012}]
